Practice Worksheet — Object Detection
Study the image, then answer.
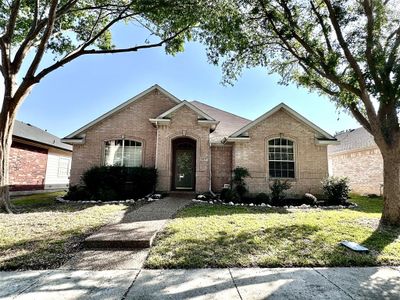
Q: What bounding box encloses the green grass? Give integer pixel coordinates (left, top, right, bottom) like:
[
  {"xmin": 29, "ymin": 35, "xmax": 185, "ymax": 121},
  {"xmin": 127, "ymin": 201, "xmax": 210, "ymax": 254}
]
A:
[
  {"xmin": 1, "ymin": 192, "xmax": 129, "ymax": 270},
  {"xmin": 146, "ymin": 195, "xmax": 400, "ymax": 268}
]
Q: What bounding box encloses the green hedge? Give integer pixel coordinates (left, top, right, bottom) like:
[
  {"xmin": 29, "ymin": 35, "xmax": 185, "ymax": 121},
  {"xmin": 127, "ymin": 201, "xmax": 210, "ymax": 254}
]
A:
[{"xmin": 66, "ymin": 166, "xmax": 157, "ymax": 201}]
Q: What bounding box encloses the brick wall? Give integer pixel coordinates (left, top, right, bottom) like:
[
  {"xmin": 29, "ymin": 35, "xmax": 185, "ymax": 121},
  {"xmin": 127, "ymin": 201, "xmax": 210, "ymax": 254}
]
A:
[
  {"xmin": 211, "ymin": 145, "xmax": 232, "ymax": 191},
  {"xmin": 9, "ymin": 141, "xmax": 48, "ymax": 191},
  {"xmin": 69, "ymin": 89, "xmax": 178, "ymax": 185},
  {"xmin": 232, "ymin": 108, "xmax": 329, "ymax": 196},
  {"xmin": 329, "ymin": 147, "xmax": 383, "ymax": 195}
]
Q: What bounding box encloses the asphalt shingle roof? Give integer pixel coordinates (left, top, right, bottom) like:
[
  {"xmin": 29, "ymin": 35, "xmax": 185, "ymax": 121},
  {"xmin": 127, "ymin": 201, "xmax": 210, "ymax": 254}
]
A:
[
  {"xmin": 191, "ymin": 100, "xmax": 251, "ymax": 144},
  {"xmin": 13, "ymin": 120, "xmax": 72, "ymax": 151},
  {"xmin": 328, "ymin": 127, "xmax": 376, "ymax": 154}
]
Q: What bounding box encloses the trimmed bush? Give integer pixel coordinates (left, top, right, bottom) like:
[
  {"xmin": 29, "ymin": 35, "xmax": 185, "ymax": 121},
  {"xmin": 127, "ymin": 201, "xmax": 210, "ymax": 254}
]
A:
[
  {"xmin": 64, "ymin": 185, "xmax": 91, "ymax": 201},
  {"xmin": 322, "ymin": 176, "xmax": 350, "ymax": 205},
  {"xmin": 269, "ymin": 179, "xmax": 291, "ymax": 206},
  {"xmin": 66, "ymin": 166, "xmax": 157, "ymax": 201}
]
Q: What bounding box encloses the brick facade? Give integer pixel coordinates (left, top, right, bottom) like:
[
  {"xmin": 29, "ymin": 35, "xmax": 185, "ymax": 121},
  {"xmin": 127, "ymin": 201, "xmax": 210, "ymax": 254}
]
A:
[
  {"xmin": 329, "ymin": 147, "xmax": 383, "ymax": 195},
  {"xmin": 9, "ymin": 141, "xmax": 48, "ymax": 191},
  {"xmin": 68, "ymin": 87, "xmax": 332, "ymax": 195},
  {"xmin": 211, "ymin": 145, "xmax": 232, "ymax": 191},
  {"xmin": 232, "ymin": 109, "xmax": 329, "ymax": 196},
  {"xmin": 69, "ymin": 90, "xmax": 178, "ymax": 185}
]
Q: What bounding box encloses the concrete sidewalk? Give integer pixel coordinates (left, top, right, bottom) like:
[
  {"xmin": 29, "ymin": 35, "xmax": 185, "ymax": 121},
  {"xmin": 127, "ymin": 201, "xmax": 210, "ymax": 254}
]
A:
[{"xmin": 2, "ymin": 267, "xmax": 399, "ymax": 299}]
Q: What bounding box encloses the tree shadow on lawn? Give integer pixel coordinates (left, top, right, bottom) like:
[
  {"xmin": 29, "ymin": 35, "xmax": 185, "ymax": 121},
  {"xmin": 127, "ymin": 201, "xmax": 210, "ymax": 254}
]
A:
[
  {"xmin": 0, "ymin": 234, "xmax": 84, "ymax": 271},
  {"xmin": 174, "ymin": 203, "xmax": 291, "ymax": 219},
  {"xmin": 147, "ymin": 224, "xmax": 322, "ymax": 268}
]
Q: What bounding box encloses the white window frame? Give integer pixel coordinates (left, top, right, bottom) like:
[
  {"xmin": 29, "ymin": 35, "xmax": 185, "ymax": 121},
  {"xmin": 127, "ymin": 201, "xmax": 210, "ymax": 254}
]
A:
[
  {"xmin": 104, "ymin": 139, "xmax": 142, "ymax": 167},
  {"xmin": 267, "ymin": 137, "xmax": 295, "ymax": 179}
]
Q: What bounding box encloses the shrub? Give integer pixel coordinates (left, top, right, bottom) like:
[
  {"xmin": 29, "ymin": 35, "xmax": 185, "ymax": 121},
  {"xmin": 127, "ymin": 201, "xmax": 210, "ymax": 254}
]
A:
[
  {"xmin": 232, "ymin": 167, "xmax": 250, "ymax": 199},
  {"xmin": 64, "ymin": 185, "xmax": 91, "ymax": 201},
  {"xmin": 68, "ymin": 166, "xmax": 157, "ymax": 201},
  {"xmin": 220, "ymin": 188, "xmax": 240, "ymax": 203},
  {"xmin": 269, "ymin": 180, "xmax": 291, "ymax": 206},
  {"xmin": 301, "ymin": 193, "xmax": 318, "ymax": 206},
  {"xmin": 254, "ymin": 193, "xmax": 270, "ymax": 205},
  {"xmin": 322, "ymin": 176, "xmax": 350, "ymax": 205}
]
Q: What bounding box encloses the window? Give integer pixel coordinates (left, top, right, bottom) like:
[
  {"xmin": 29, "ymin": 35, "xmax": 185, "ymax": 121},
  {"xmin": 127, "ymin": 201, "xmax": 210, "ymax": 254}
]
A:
[
  {"xmin": 104, "ymin": 139, "xmax": 142, "ymax": 167},
  {"xmin": 268, "ymin": 138, "xmax": 295, "ymax": 178},
  {"xmin": 58, "ymin": 157, "xmax": 70, "ymax": 177}
]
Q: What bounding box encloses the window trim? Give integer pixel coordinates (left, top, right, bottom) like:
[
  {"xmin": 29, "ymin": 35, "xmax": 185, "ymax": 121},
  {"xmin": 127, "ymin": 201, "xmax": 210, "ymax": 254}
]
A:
[
  {"xmin": 267, "ymin": 137, "xmax": 296, "ymax": 180},
  {"xmin": 102, "ymin": 137, "xmax": 144, "ymax": 167}
]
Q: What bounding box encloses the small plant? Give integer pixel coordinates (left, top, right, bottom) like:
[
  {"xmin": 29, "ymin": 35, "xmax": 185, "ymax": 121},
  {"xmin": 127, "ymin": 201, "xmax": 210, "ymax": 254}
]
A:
[
  {"xmin": 269, "ymin": 179, "xmax": 291, "ymax": 206},
  {"xmin": 322, "ymin": 176, "xmax": 350, "ymax": 205},
  {"xmin": 254, "ymin": 193, "xmax": 270, "ymax": 205},
  {"xmin": 302, "ymin": 193, "xmax": 317, "ymax": 206},
  {"xmin": 232, "ymin": 167, "xmax": 250, "ymax": 199}
]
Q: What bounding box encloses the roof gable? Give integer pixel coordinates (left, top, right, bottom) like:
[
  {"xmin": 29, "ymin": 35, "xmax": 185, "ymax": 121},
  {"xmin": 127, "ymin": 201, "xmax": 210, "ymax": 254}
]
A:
[
  {"xmin": 64, "ymin": 84, "xmax": 181, "ymax": 139},
  {"xmin": 156, "ymin": 101, "xmax": 216, "ymax": 121},
  {"xmin": 230, "ymin": 103, "xmax": 335, "ymax": 140}
]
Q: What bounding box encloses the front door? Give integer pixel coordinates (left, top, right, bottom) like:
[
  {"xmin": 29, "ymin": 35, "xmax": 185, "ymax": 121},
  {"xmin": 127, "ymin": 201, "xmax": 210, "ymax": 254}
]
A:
[{"xmin": 172, "ymin": 138, "xmax": 196, "ymax": 190}]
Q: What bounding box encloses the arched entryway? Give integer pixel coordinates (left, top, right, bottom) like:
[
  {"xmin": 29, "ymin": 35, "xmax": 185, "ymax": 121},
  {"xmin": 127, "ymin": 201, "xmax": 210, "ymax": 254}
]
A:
[{"xmin": 171, "ymin": 137, "xmax": 196, "ymax": 190}]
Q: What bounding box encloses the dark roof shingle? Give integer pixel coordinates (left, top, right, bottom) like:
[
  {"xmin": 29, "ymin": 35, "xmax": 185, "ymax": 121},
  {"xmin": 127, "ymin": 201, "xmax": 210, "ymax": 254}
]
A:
[
  {"xmin": 13, "ymin": 120, "xmax": 72, "ymax": 151},
  {"xmin": 191, "ymin": 100, "xmax": 251, "ymax": 143},
  {"xmin": 328, "ymin": 127, "xmax": 376, "ymax": 154}
]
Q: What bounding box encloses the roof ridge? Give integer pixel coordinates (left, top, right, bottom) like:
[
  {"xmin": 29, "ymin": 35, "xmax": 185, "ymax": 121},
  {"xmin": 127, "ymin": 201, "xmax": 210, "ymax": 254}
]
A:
[{"xmin": 190, "ymin": 100, "xmax": 251, "ymax": 122}]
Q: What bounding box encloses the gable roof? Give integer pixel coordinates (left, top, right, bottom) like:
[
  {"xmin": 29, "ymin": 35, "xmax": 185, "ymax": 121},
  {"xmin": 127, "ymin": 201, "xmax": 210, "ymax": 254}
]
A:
[
  {"xmin": 230, "ymin": 103, "xmax": 336, "ymax": 141},
  {"xmin": 156, "ymin": 100, "xmax": 216, "ymax": 121},
  {"xmin": 64, "ymin": 84, "xmax": 181, "ymax": 139},
  {"xmin": 328, "ymin": 127, "xmax": 376, "ymax": 154},
  {"xmin": 191, "ymin": 100, "xmax": 251, "ymax": 143},
  {"xmin": 13, "ymin": 120, "xmax": 72, "ymax": 151}
]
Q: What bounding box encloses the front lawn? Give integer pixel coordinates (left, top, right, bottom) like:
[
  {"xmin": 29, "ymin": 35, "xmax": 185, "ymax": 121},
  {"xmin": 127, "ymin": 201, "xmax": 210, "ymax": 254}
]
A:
[
  {"xmin": 0, "ymin": 192, "xmax": 128, "ymax": 270},
  {"xmin": 146, "ymin": 195, "xmax": 400, "ymax": 268}
]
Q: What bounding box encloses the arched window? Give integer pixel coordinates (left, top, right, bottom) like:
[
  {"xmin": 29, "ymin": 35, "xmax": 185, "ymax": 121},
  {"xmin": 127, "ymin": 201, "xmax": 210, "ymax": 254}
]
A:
[
  {"xmin": 268, "ymin": 138, "xmax": 295, "ymax": 178},
  {"xmin": 104, "ymin": 139, "xmax": 142, "ymax": 167}
]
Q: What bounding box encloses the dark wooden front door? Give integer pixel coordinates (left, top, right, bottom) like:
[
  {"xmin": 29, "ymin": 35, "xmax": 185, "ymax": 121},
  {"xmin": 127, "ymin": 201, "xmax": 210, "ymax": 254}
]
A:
[{"xmin": 172, "ymin": 138, "xmax": 196, "ymax": 190}]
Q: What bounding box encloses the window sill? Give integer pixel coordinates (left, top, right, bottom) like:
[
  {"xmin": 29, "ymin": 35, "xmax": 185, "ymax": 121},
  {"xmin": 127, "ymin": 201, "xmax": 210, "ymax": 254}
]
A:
[{"xmin": 268, "ymin": 177, "xmax": 297, "ymax": 182}]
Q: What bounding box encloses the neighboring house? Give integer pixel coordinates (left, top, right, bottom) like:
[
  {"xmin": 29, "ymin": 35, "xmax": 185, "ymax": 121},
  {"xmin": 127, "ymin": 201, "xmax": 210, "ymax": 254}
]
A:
[
  {"xmin": 10, "ymin": 120, "xmax": 72, "ymax": 194},
  {"xmin": 328, "ymin": 127, "xmax": 383, "ymax": 195},
  {"xmin": 63, "ymin": 85, "xmax": 337, "ymax": 196}
]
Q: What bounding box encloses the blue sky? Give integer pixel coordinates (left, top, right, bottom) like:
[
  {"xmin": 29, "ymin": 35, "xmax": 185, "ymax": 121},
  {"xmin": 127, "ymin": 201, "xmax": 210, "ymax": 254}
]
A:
[{"xmin": 12, "ymin": 24, "xmax": 359, "ymax": 138}]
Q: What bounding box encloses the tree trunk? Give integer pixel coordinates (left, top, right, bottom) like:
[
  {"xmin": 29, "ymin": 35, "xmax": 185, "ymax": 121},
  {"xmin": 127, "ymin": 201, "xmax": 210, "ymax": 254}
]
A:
[
  {"xmin": 0, "ymin": 98, "xmax": 16, "ymax": 214},
  {"xmin": 381, "ymin": 154, "xmax": 400, "ymax": 226}
]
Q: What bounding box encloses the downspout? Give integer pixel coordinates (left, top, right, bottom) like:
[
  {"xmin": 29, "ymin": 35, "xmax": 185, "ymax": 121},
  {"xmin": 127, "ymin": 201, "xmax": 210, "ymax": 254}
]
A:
[
  {"xmin": 208, "ymin": 139, "xmax": 215, "ymax": 196},
  {"xmin": 155, "ymin": 121, "xmax": 159, "ymax": 168}
]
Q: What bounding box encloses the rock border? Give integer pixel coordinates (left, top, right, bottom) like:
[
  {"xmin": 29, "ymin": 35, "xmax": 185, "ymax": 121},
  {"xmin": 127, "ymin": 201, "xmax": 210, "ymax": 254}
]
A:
[
  {"xmin": 192, "ymin": 199, "xmax": 358, "ymax": 210},
  {"xmin": 55, "ymin": 193, "xmax": 164, "ymax": 204}
]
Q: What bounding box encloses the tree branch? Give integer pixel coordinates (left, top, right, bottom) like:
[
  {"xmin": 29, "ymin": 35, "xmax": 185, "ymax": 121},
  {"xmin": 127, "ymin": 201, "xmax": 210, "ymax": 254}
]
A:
[
  {"xmin": 0, "ymin": 0, "xmax": 20, "ymax": 42},
  {"xmin": 362, "ymin": 0, "xmax": 384, "ymax": 93},
  {"xmin": 14, "ymin": 26, "xmax": 189, "ymax": 101},
  {"xmin": 24, "ymin": 0, "xmax": 59, "ymax": 81},
  {"xmin": 323, "ymin": 0, "xmax": 379, "ymax": 131}
]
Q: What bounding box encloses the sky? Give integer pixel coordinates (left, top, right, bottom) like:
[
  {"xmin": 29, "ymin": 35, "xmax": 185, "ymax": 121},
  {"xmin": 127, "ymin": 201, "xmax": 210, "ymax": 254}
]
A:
[{"xmin": 9, "ymin": 23, "xmax": 359, "ymax": 138}]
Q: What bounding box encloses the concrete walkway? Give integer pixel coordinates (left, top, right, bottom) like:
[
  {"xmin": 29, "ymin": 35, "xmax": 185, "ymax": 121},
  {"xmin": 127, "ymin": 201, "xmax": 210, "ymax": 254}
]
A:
[
  {"xmin": 1, "ymin": 267, "xmax": 399, "ymax": 299},
  {"xmin": 84, "ymin": 195, "xmax": 192, "ymax": 249},
  {"xmin": 61, "ymin": 195, "xmax": 192, "ymax": 271}
]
